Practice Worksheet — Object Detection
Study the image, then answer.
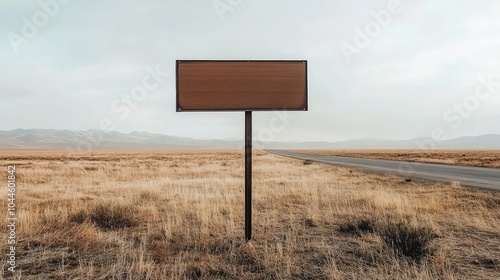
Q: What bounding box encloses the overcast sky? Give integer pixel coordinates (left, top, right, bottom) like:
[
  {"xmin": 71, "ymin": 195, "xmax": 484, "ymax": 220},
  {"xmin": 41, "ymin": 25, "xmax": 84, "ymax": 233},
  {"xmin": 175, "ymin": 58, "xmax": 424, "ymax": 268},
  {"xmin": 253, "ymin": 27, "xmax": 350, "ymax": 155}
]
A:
[{"xmin": 1, "ymin": 0, "xmax": 499, "ymax": 142}]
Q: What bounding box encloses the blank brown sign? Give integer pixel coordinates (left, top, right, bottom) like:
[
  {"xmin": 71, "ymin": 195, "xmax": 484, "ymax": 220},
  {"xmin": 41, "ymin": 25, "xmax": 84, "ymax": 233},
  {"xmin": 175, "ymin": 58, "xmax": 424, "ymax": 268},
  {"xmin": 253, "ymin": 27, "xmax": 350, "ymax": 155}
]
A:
[{"xmin": 176, "ymin": 60, "xmax": 308, "ymax": 111}]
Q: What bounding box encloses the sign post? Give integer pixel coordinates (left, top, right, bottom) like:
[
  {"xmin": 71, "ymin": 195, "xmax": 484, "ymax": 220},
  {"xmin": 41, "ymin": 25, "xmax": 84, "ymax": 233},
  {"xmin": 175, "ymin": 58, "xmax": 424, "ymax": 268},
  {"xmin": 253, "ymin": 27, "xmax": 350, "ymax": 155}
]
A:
[
  {"xmin": 245, "ymin": 110, "xmax": 252, "ymax": 240},
  {"xmin": 176, "ymin": 60, "xmax": 308, "ymax": 240}
]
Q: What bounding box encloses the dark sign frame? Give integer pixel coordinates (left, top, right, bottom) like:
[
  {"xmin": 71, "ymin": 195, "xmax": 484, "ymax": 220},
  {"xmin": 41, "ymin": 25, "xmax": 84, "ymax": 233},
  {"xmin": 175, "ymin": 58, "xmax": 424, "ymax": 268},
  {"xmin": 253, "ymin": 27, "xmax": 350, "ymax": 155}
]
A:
[{"xmin": 176, "ymin": 60, "xmax": 308, "ymax": 112}]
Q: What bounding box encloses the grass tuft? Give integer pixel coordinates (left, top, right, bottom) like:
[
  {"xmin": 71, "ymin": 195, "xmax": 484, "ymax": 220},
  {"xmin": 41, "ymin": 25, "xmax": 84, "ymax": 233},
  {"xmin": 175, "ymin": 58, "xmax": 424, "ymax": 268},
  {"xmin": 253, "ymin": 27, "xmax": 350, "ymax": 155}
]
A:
[
  {"xmin": 338, "ymin": 218, "xmax": 375, "ymax": 236},
  {"xmin": 379, "ymin": 220, "xmax": 436, "ymax": 262},
  {"xmin": 70, "ymin": 202, "xmax": 137, "ymax": 230}
]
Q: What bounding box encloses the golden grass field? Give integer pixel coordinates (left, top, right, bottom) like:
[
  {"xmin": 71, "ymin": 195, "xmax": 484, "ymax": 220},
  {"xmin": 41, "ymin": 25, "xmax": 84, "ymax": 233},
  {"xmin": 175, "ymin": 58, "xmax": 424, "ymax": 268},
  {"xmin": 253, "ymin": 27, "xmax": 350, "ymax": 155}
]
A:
[
  {"xmin": 1, "ymin": 150, "xmax": 499, "ymax": 279},
  {"xmin": 299, "ymin": 150, "xmax": 500, "ymax": 169}
]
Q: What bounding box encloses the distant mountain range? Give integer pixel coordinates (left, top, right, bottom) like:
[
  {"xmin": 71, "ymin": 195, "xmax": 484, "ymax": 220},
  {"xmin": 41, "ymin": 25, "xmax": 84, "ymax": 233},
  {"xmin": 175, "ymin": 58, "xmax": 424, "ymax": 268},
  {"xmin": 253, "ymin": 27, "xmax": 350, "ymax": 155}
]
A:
[{"xmin": 0, "ymin": 129, "xmax": 499, "ymax": 150}]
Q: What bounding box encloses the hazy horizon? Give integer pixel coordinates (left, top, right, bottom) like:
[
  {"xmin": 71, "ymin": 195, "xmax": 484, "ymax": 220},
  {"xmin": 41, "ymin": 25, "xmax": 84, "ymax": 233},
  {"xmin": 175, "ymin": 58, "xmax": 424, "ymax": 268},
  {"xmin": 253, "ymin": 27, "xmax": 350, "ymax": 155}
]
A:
[
  {"xmin": 2, "ymin": 1, "xmax": 499, "ymax": 143},
  {"xmin": 2, "ymin": 127, "xmax": 499, "ymax": 143}
]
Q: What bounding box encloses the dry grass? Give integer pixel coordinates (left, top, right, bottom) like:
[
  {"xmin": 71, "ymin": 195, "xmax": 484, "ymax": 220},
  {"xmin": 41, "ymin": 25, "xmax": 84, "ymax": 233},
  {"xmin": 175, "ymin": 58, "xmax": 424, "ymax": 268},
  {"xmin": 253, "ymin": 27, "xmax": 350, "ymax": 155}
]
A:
[
  {"xmin": 0, "ymin": 150, "xmax": 499, "ymax": 279},
  {"xmin": 299, "ymin": 150, "xmax": 500, "ymax": 168}
]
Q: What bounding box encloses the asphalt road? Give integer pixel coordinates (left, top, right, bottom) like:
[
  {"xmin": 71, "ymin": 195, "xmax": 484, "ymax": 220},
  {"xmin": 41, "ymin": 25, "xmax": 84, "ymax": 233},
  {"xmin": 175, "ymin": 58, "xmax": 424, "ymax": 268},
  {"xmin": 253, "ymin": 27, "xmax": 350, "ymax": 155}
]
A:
[{"xmin": 267, "ymin": 150, "xmax": 500, "ymax": 191}]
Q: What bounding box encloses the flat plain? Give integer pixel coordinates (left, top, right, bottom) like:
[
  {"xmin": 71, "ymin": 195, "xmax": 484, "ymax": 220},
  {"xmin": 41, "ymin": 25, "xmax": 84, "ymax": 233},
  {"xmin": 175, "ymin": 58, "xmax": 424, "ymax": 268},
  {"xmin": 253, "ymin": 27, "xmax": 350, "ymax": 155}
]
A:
[
  {"xmin": 298, "ymin": 150, "xmax": 500, "ymax": 169},
  {"xmin": 1, "ymin": 150, "xmax": 499, "ymax": 279}
]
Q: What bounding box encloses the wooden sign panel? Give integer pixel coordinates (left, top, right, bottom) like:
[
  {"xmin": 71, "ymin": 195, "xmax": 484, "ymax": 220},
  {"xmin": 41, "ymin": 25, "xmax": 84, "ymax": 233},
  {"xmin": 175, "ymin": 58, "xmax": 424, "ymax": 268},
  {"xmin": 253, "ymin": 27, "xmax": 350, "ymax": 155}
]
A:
[{"xmin": 176, "ymin": 60, "xmax": 308, "ymax": 111}]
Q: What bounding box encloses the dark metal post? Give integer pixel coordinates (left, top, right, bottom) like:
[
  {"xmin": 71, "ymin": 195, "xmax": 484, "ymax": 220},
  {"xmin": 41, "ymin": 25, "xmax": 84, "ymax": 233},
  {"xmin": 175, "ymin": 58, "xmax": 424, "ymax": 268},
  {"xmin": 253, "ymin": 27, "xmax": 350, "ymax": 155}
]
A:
[{"xmin": 245, "ymin": 111, "xmax": 252, "ymax": 241}]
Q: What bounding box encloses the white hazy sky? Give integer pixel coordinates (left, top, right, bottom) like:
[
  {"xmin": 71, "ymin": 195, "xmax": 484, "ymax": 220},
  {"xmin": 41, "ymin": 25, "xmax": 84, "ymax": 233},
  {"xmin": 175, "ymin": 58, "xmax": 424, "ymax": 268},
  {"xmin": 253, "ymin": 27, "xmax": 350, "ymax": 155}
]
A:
[{"xmin": 1, "ymin": 0, "xmax": 499, "ymax": 142}]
